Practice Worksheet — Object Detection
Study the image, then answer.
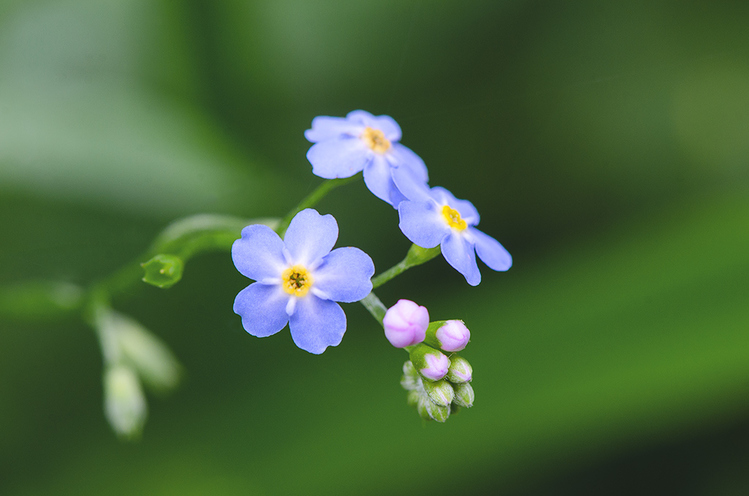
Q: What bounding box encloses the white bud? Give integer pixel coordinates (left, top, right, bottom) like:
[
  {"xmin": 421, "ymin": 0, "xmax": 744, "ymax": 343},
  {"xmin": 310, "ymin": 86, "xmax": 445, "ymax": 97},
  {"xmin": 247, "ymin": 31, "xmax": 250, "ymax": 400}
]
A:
[
  {"xmin": 104, "ymin": 365, "xmax": 147, "ymax": 439},
  {"xmin": 114, "ymin": 313, "xmax": 181, "ymax": 392}
]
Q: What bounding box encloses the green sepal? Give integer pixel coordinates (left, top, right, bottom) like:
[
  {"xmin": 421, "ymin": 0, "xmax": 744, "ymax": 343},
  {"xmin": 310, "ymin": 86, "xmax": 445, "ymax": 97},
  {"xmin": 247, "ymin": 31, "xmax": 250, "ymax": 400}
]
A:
[
  {"xmin": 141, "ymin": 254, "xmax": 184, "ymax": 289},
  {"xmin": 408, "ymin": 343, "xmax": 450, "ymax": 382},
  {"xmin": 403, "ymin": 244, "xmax": 441, "ymax": 267},
  {"xmin": 423, "ymin": 320, "xmax": 449, "ymax": 349}
]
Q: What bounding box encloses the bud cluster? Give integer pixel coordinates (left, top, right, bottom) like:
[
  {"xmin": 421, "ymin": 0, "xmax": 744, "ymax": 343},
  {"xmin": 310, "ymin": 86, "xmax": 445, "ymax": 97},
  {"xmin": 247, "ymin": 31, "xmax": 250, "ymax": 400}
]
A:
[
  {"xmin": 383, "ymin": 299, "xmax": 475, "ymax": 422},
  {"xmin": 400, "ymin": 350, "xmax": 474, "ymax": 423}
]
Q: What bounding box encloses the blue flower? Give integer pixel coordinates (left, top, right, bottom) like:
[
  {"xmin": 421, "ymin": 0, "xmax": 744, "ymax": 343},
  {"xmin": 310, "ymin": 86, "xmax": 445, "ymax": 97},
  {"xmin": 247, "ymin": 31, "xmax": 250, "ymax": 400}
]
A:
[
  {"xmin": 232, "ymin": 209, "xmax": 375, "ymax": 354},
  {"xmin": 398, "ymin": 186, "xmax": 512, "ymax": 286},
  {"xmin": 305, "ymin": 110, "xmax": 429, "ymax": 207}
]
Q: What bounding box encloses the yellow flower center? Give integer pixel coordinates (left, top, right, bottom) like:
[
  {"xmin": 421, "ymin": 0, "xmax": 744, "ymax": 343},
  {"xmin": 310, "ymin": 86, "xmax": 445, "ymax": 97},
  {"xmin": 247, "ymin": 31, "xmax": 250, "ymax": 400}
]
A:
[
  {"xmin": 442, "ymin": 205, "xmax": 467, "ymax": 231},
  {"xmin": 281, "ymin": 265, "xmax": 314, "ymax": 297},
  {"xmin": 360, "ymin": 126, "xmax": 391, "ymax": 154}
]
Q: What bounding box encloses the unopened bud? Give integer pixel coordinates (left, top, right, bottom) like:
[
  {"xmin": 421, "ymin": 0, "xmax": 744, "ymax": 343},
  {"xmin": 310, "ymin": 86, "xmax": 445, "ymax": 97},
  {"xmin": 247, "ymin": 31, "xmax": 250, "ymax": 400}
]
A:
[
  {"xmin": 446, "ymin": 354, "xmax": 473, "ymax": 383},
  {"xmin": 422, "ymin": 379, "xmax": 455, "ymax": 406},
  {"xmin": 416, "ymin": 396, "xmax": 431, "ymax": 420},
  {"xmin": 424, "ymin": 398, "xmax": 450, "ymax": 422},
  {"xmin": 116, "ymin": 315, "xmax": 182, "ymax": 392},
  {"xmin": 425, "ymin": 320, "xmax": 470, "ymax": 352},
  {"xmin": 383, "ymin": 299, "xmax": 429, "ymax": 348},
  {"xmin": 406, "ymin": 390, "xmax": 420, "ymax": 408},
  {"xmin": 453, "ymin": 382, "xmax": 475, "ymax": 408},
  {"xmin": 104, "ymin": 365, "xmax": 147, "ymax": 439},
  {"xmin": 400, "ymin": 360, "xmax": 420, "ymax": 391},
  {"xmin": 99, "ymin": 310, "xmax": 182, "ymax": 392},
  {"xmin": 409, "ymin": 344, "xmax": 450, "ymax": 381}
]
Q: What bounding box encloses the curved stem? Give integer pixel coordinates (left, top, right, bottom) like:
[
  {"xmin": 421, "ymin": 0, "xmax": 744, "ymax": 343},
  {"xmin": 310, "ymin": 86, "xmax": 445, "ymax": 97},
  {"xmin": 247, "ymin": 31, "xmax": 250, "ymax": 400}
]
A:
[
  {"xmin": 275, "ymin": 175, "xmax": 359, "ymax": 237},
  {"xmin": 88, "ymin": 215, "xmax": 278, "ymax": 306},
  {"xmin": 371, "ymin": 244, "xmax": 441, "ymax": 289}
]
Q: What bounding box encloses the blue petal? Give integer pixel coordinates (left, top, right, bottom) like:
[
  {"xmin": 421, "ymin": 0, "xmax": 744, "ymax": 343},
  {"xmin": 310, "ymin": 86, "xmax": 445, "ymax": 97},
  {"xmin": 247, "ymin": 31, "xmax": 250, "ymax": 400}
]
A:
[
  {"xmin": 391, "ymin": 160, "xmax": 431, "ymax": 203},
  {"xmin": 289, "ymin": 296, "xmax": 347, "ymax": 354},
  {"xmin": 398, "ymin": 200, "xmax": 447, "ymax": 248},
  {"xmin": 441, "ymin": 232, "xmax": 481, "ymax": 286},
  {"xmin": 430, "ymin": 186, "xmax": 480, "ymax": 225},
  {"xmin": 231, "ymin": 224, "xmax": 286, "ymax": 281},
  {"xmin": 373, "ymin": 115, "xmax": 402, "ymax": 142},
  {"xmin": 470, "ymin": 227, "xmax": 512, "ymax": 271},
  {"xmin": 305, "ymin": 116, "xmax": 360, "ymax": 142},
  {"xmin": 233, "ymin": 283, "xmax": 290, "ymax": 337},
  {"xmin": 284, "ymin": 209, "xmax": 338, "ymax": 266},
  {"xmin": 346, "ymin": 110, "xmax": 402, "ymax": 142},
  {"xmin": 306, "ymin": 138, "xmax": 370, "ymax": 179},
  {"xmin": 362, "ymin": 155, "xmax": 405, "ymax": 206},
  {"xmin": 387, "ymin": 143, "xmax": 428, "ymax": 182},
  {"xmin": 312, "ymin": 247, "xmax": 374, "ymax": 303},
  {"xmin": 346, "ymin": 109, "xmax": 376, "ymax": 124}
]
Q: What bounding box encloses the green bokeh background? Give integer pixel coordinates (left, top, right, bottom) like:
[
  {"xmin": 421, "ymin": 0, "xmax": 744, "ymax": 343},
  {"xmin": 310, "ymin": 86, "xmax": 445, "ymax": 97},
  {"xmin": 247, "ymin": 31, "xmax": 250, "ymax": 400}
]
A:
[{"xmin": 1, "ymin": 1, "xmax": 749, "ymax": 494}]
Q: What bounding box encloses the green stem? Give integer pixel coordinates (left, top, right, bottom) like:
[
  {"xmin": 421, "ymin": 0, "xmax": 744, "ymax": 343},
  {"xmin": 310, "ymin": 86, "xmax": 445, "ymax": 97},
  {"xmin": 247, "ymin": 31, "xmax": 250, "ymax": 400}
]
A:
[
  {"xmin": 275, "ymin": 176, "xmax": 359, "ymax": 237},
  {"xmin": 360, "ymin": 244, "xmax": 441, "ymax": 326},
  {"xmin": 371, "ymin": 244, "xmax": 441, "ymax": 289},
  {"xmin": 360, "ymin": 292, "xmax": 388, "ymax": 325},
  {"xmin": 86, "ymin": 214, "xmax": 278, "ymax": 307},
  {"xmin": 371, "ymin": 260, "xmax": 409, "ymax": 289}
]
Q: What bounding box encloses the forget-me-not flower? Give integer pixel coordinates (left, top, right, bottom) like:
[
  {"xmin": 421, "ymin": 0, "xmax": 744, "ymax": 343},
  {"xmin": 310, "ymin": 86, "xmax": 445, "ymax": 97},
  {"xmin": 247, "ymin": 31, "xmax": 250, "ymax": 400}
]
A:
[
  {"xmin": 232, "ymin": 209, "xmax": 375, "ymax": 354},
  {"xmin": 305, "ymin": 110, "xmax": 429, "ymax": 207},
  {"xmin": 398, "ymin": 186, "xmax": 512, "ymax": 286}
]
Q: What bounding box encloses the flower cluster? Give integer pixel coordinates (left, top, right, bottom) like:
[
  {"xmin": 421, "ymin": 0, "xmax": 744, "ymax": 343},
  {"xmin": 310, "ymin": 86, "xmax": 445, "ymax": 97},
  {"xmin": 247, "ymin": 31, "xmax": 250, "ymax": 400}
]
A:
[
  {"xmin": 230, "ymin": 109, "xmax": 512, "ymax": 423},
  {"xmin": 305, "ymin": 109, "xmax": 511, "ymax": 286},
  {"xmin": 36, "ymin": 107, "xmax": 515, "ymax": 439}
]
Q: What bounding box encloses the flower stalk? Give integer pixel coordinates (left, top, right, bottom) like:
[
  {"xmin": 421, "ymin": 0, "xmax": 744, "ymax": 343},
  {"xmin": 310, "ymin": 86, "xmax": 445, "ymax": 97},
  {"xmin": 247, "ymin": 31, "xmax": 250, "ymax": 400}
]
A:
[{"xmin": 275, "ymin": 176, "xmax": 358, "ymax": 237}]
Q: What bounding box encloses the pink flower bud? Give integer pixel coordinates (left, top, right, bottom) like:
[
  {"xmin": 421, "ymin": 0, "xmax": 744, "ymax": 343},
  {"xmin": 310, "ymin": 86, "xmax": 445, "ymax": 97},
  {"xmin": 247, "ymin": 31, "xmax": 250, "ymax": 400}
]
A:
[
  {"xmin": 383, "ymin": 299, "xmax": 429, "ymax": 348},
  {"xmin": 435, "ymin": 320, "xmax": 471, "ymax": 352},
  {"xmin": 420, "ymin": 352, "xmax": 450, "ymax": 381}
]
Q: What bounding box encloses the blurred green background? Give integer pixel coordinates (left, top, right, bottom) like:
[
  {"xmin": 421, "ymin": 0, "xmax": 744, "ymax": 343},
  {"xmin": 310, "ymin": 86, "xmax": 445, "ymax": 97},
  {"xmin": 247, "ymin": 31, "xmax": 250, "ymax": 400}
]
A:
[{"xmin": 1, "ymin": 0, "xmax": 749, "ymax": 494}]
